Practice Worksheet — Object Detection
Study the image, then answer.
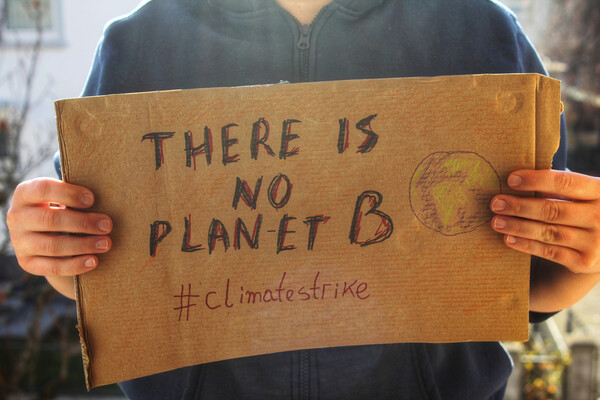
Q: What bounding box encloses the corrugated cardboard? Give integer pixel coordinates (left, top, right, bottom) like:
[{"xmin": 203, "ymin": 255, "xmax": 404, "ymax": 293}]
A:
[{"xmin": 55, "ymin": 74, "xmax": 561, "ymax": 389}]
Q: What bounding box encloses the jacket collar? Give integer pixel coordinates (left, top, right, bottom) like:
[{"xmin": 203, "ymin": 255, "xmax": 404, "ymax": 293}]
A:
[
  {"xmin": 206, "ymin": 0, "xmax": 385, "ymax": 16},
  {"xmin": 336, "ymin": 0, "xmax": 385, "ymax": 14}
]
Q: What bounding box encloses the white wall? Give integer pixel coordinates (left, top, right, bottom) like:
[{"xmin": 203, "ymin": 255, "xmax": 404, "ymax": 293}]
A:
[
  {"xmin": 39, "ymin": 0, "xmax": 145, "ymax": 100},
  {"xmin": 0, "ymin": 0, "xmax": 144, "ymax": 179}
]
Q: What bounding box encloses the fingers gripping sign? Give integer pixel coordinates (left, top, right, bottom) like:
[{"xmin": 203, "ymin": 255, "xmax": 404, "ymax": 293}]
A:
[
  {"xmin": 7, "ymin": 178, "xmax": 113, "ymax": 278},
  {"xmin": 490, "ymin": 170, "xmax": 600, "ymax": 274}
]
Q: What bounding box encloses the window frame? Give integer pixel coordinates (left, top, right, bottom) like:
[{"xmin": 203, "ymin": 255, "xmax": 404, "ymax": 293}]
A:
[{"xmin": 1, "ymin": 0, "xmax": 63, "ymax": 47}]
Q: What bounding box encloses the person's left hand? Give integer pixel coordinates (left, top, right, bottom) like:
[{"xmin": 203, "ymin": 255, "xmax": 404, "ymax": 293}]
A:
[{"xmin": 490, "ymin": 169, "xmax": 600, "ymax": 274}]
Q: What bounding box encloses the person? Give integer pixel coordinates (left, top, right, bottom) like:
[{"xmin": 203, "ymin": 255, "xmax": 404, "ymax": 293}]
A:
[{"xmin": 6, "ymin": 0, "xmax": 600, "ymax": 398}]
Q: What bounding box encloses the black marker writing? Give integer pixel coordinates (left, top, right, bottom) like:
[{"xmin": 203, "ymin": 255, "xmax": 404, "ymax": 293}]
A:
[{"xmin": 142, "ymin": 132, "xmax": 175, "ymax": 170}]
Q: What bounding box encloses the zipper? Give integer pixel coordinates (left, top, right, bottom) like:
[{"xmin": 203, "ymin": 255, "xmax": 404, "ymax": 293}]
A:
[
  {"xmin": 288, "ymin": 9, "xmax": 331, "ymax": 398},
  {"xmin": 299, "ymin": 349, "xmax": 310, "ymax": 400},
  {"xmin": 292, "ymin": 6, "xmax": 328, "ymax": 82},
  {"xmin": 297, "ymin": 24, "xmax": 312, "ymax": 82}
]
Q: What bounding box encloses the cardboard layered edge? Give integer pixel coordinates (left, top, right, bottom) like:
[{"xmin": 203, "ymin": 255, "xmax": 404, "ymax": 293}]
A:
[
  {"xmin": 55, "ymin": 100, "xmax": 94, "ymax": 390},
  {"xmin": 535, "ymin": 75, "xmax": 561, "ymax": 170}
]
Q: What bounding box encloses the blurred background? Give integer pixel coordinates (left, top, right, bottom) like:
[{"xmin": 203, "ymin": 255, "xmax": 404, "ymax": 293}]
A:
[{"xmin": 0, "ymin": 0, "xmax": 598, "ymax": 398}]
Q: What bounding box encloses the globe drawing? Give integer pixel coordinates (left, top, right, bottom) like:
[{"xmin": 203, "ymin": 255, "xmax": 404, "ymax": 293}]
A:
[{"xmin": 409, "ymin": 151, "xmax": 501, "ymax": 236}]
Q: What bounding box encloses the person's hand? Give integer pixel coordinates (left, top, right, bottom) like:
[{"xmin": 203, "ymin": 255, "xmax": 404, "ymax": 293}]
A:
[
  {"xmin": 490, "ymin": 169, "xmax": 600, "ymax": 274},
  {"xmin": 7, "ymin": 178, "xmax": 112, "ymax": 294}
]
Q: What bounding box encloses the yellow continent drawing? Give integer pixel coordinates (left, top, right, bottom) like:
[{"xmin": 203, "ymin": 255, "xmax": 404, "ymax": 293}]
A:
[{"xmin": 409, "ymin": 151, "xmax": 501, "ymax": 236}]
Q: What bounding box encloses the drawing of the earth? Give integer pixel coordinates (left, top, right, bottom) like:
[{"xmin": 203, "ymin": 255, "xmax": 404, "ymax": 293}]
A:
[{"xmin": 409, "ymin": 152, "xmax": 501, "ymax": 236}]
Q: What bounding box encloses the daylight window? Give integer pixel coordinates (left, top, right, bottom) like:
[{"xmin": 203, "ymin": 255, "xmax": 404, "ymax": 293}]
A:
[
  {"xmin": 2, "ymin": 0, "xmax": 62, "ymax": 45},
  {"xmin": 6, "ymin": 0, "xmax": 53, "ymax": 30}
]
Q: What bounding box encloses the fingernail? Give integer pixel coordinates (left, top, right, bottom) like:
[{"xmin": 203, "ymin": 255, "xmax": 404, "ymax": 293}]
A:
[
  {"xmin": 98, "ymin": 219, "xmax": 111, "ymax": 232},
  {"xmin": 96, "ymin": 238, "xmax": 108, "ymax": 250},
  {"xmin": 81, "ymin": 193, "xmax": 93, "ymax": 206},
  {"xmin": 508, "ymin": 175, "xmax": 522, "ymax": 187},
  {"xmin": 506, "ymin": 235, "xmax": 517, "ymax": 244},
  {"xmin": 494, "ymin": 217, "xmax": 507, "ymax": 229},
  {"xmin": 85, "ymin": 258, "xmax": 97, "ymax": 268},
  {"xmin": 492, "ymin": 199, "xmax": 506, "ymax": 211}
]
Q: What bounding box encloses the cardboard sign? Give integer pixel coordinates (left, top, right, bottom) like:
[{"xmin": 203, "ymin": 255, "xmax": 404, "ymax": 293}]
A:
[{"xmin": 55, "ymin": 74, "xmax": 561, "ymax": 388}]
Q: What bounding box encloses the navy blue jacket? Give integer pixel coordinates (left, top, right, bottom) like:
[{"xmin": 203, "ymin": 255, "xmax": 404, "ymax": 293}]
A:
[{"xmin": 73, "ymin": 0, "xmax": 566, "ymax": 398}]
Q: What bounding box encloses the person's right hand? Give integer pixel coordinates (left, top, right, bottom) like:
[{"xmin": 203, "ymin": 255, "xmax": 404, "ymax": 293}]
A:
[{"xmin": 7, "ymin": 178, "xmax": 112, "ymax": 298}]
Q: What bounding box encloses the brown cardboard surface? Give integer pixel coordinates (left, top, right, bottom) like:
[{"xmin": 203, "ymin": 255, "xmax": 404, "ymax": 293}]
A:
[{"xmin": 55, "ymin": 74, "xmax": 561, "ymax": 388}]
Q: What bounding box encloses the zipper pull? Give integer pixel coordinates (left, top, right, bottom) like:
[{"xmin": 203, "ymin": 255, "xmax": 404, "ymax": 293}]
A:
[{"xmin": 298, "ymin": 25, "xmax": 311, "ymax": 50}]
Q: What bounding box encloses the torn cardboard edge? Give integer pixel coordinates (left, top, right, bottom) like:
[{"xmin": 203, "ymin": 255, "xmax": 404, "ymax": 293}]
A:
[
  {"xmin": 535, "ymin": 75, "xmax": 562, "ymax": 169},
  {"xmin": 74, "ymin": 277, "xmax": 91, "ymax": 388},
  {"xmin": 55, "ymin": 73, "xmax": 561, "ymax": 389},
  {"xmin": 56, "ymin": 102, "xmax": 93, "ymax": 388}
]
